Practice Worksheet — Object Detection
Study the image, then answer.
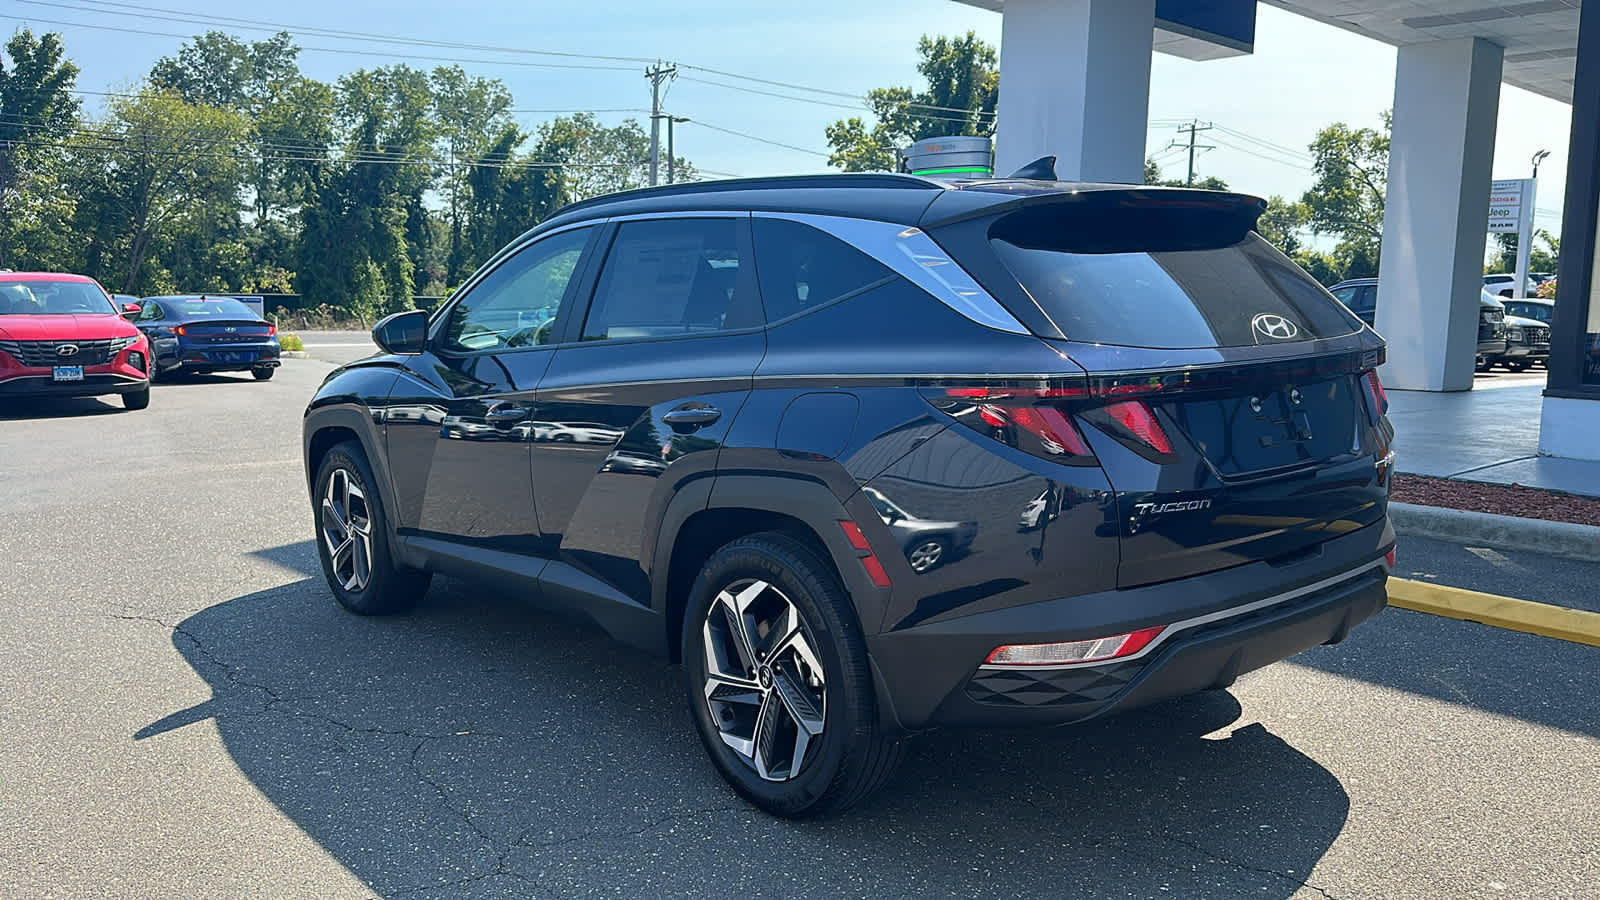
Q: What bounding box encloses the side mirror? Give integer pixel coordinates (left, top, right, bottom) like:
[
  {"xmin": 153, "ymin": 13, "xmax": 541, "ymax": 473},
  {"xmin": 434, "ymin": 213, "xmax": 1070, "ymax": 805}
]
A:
[
  {"xmin": 373, "ymin": 309, "xmax": 428, "ymax": 355},
  {"xmin": 121, "ymin": 302, "xmax": 141, "ymax": 321}
]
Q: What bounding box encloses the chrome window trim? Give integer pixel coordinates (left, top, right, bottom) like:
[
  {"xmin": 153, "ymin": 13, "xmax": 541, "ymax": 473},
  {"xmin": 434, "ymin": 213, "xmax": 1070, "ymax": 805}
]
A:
[
  {"xmin": 978, "ymin": 560, "xmax": 1387, "ymax": 671},
  {"xmin": 751, "ymin": 211, "xmax": 1029, "ymax": 335}
]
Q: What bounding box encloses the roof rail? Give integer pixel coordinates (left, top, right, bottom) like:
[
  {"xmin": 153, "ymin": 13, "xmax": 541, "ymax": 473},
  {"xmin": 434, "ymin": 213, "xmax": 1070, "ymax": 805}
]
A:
[{"xmin": 549, "ymin": 172, "xmax": 943, "ymax": 218}]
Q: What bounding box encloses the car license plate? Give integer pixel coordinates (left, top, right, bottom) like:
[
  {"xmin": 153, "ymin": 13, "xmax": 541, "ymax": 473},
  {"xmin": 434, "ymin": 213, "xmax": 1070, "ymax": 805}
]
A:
[
  {"xmin": 216, "ymin": 351, "xmax": 249, "ymax": 363},
  {"xmin": 52, "ymin": 365, "xmax": 83, "ymax": 382}
]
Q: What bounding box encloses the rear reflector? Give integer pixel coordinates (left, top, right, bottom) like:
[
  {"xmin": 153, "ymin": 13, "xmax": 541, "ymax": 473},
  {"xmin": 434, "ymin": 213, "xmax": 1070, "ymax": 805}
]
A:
[
  {"xmin": 985, "ymin": 626, "xmax": 1165, "ymax": 667},
  {"xmin": 839, "ymin": 520, "xmax": 872, "ymax": 551},
  {"xmin": 1385, "ymin": 548, "xmax": 1396, "ymax": 570},
  {"xmin": 839, "ymin": 520, "xmax": 892, "ymax": 587}
]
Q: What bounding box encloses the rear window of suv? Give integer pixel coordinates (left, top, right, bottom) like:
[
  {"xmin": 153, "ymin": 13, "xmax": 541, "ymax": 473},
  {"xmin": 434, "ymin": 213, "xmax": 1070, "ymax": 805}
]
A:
[{"xmin": 990, "ymin": 232, "xmax": 1361, "ymax": 349}]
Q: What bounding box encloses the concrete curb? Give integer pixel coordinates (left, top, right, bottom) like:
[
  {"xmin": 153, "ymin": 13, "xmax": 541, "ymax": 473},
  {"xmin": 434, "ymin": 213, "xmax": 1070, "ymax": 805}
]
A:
[
  {"xmin": 1388, "ymin": 578, "xmax": 1600, "ymax": 647},
  {"xmin": 1389, "ymin": 502, "xmax": 1600, "ymax": 562},
  {"xmin": 281, "ymin": 350, "xmax": 310, "ymax": 359}
]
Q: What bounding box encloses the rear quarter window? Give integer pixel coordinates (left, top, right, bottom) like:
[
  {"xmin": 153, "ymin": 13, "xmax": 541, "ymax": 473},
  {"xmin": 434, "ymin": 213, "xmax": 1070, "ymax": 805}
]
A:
[{"xmin": 990, "ymin": 233, "xmax": 1362, "ymax": 349}]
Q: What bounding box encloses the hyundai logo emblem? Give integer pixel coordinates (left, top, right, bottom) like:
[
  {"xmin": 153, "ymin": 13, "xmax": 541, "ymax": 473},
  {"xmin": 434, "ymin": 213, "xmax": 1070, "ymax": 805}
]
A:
[
  {"xmin": 225, "ymin": 326, "xmax": 237, "ymax": 333},
  {"xmin": 1251, "ymin": 313, "xmax": 1300, "ymax": 341},
  {"xmin": 56, "ymin": 343, "xmax": 79, "ymax": 357}
]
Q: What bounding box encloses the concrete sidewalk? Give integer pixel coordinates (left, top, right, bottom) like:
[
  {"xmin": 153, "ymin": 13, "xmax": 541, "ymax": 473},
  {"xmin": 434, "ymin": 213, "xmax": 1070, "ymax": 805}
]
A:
[{"xmin": 1387, "ymin": 369, "xmax": 1600, "ymax": 497}]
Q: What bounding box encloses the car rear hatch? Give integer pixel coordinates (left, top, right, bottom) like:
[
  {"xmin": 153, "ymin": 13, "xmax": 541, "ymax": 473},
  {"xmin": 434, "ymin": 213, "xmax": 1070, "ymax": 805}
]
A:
[
  {"xmin": 924, "ymin": 186, "xmax": 1393, "ymax": 588},
  {"xmin": 179, "ymin": 320, "xmax": 276, "ymax": 344}
]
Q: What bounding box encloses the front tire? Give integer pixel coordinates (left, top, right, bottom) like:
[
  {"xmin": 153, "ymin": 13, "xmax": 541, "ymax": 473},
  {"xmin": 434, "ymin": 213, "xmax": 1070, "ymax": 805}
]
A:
[
  {"xmin": 313, "ymin": 441, "xmax": 430, "ymax": 615},
  {"xmin": 122, "ymin": 386, "xmax": 150, "ymax": 410},
  {"xmin": 252, "ymin": 366, "xmax": 275, "ymax": 381},
  {"xmin": 683, "ymin": 532, "xmax": 903, "ymax": 818}
]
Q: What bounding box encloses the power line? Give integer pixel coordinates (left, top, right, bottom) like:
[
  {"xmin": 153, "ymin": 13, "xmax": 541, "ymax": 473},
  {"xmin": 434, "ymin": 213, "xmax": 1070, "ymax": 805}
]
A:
[
  {"xmin": 0, "ymin": 13, "xmax": 640, "ymax": 72},
  {"xmin": 16, "ymin": 0, "xmax": 658, "ymax": 64},
  {"xmin": 686, "ymin": 120, "xmax": 833, "ymax": 157}
]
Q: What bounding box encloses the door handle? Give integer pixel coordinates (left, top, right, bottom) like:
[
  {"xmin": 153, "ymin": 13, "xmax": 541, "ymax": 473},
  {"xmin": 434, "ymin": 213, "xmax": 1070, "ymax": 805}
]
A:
[
  {"xmin": 485, "ymin": 404, "xmax": 529, "ymax": 427},
  {"xmin": 662, "ymin": 405, "xmax": 722, "ymax": 430}
]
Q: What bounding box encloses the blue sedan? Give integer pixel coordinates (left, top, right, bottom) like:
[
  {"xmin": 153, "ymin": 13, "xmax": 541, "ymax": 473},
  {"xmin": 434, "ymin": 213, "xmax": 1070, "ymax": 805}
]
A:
[{"xmin": 134, "ymin": 295, "xmax": 282, "ymax": 381}]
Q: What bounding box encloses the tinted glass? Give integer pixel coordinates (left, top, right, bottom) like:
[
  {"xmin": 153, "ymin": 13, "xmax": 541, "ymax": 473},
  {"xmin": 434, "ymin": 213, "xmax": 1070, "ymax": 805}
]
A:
[
  {"xmin": 1354, "ymin": 286, "xmax": 1377, "ymax": 312},
  {"xmin": 752, "ymin": 217, "xmax": 893, "ymax": 322},
  {"xmin": 157, "ymin": 298, "xmax": 259, "ymax": 318},
  {"xmin": 0, "ymin": 281, "xmax": 115, "ymax": 316},
  {"xmin": 990, "ymin": 233, "xmax": 1361, "ymax": 348},
  {"xmin": 137, "ymin": 302, "xmax": 164, "ymax": 321},
  {"xmin": 1504, "ymin": 301, "xmax": 1552, "ymax": 323},
  {"xmin": 442, "ymin": 226, "xmax": 592, "ymax": 352},
  {"xmin": 583, "ymin": 219, "xmax": 745, "ymax": 341},
  {"xmin": 1330, "ymin": 286, "xmax": 1358, "ymax": 306}
]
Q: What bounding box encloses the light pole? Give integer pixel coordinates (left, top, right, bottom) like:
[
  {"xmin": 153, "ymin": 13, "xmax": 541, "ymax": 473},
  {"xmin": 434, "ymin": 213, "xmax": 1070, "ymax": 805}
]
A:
[
  {"xmin": 666, "ymin": 116, "xmax": 689, "ymax": 184},
  {"xmin": 1519, "ymin": 149, "xmax": 1552, "ymax": 296}
]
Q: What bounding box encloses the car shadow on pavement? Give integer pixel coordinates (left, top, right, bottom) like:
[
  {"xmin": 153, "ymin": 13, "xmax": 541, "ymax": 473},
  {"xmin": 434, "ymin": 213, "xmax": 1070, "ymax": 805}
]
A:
[
  {"xmin": 0, "ymin": 396, "xmax": 125, "ymax": 419},
  {"xmin": 143, "ymin": 574, "xmax": 1350, "ymax": 898},
  {"xmin": 1288, "ymin": 607, "xmax": 1600, "ymax": 741}
]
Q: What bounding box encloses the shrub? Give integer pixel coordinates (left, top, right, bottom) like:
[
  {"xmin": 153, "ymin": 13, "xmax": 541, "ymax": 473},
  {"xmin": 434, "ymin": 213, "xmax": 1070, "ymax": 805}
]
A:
[{"xmin": 278, "ymin": 332, "xmax": 306, "ymax": 352}]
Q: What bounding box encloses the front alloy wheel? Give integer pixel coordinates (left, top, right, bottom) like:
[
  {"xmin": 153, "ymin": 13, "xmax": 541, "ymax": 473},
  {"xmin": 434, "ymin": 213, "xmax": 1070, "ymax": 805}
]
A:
[
  {"xmin": 321, "ymin": 466, "xmax": 374, "ymax": 592},
  {"xmin": 701, "ymin": 578, "xmax": 827, "ymax": 781}
]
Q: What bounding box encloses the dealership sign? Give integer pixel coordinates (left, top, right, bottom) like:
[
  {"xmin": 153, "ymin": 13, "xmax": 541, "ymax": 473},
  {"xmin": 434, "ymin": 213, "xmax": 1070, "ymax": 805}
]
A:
[{"xmin": 1487, "ymin": 179, "xmax": 1529, "ymax": 233}]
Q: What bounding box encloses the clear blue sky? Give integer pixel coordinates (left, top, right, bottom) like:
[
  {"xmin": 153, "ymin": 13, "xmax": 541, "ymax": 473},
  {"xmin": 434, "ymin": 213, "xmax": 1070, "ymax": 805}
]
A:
[{"xmin": 3, "ymin": 0, "xmax": 1573, "ymax": 240}]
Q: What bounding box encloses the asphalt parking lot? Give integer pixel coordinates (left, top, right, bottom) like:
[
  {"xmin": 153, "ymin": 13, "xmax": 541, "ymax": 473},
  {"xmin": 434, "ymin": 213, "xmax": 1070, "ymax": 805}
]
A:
[{"xmin": 2, "ymin": 348, "xmax": 1597, "ymax": 898}]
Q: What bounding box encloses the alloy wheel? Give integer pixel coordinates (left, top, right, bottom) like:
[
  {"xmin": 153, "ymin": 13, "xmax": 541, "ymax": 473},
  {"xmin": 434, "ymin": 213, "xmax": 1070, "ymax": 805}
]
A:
[
  {"xmin": 701, "ymin": 578, "xmax": 827, "ymax": 782},
  {"xmin": 908, "ymin": 540, "xmax": 944, "ymax": 573},
  {"xmin": 321, "ymin": 467, "xmax": 374, "ymax": 592}
]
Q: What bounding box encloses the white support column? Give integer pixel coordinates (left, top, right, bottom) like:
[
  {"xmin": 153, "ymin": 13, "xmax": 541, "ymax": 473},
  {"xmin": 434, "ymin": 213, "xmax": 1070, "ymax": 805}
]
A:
[
  {"xmin": 994, "ymin": 0, "xmax": 1155, "ymax": 184},
  {"xmin": 1375, "ymin": 38, "xmax": 1504, "ymax": 392}
]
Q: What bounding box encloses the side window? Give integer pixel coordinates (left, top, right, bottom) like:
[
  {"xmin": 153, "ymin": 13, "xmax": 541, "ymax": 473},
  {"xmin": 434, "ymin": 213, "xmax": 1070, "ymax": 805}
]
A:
[
  {"xmin": 441, "ymin": 226, "xmax": 592, "ymax": 353},
  {"xmin": 138, "ymin": 302, "xmax": 164, "ymax": 322},
  {"xmin": 1329, "ymin": 287, "xmax": 1358, "ymax": 307},
  {"xmin": 1355, "ymin": 285, "xmax": 1377, "ymax": 313},
  {"xmin": 581, "ymin": 218, "xmax": 747, "ymax": 342},
  {"xmin": 751, "ymin": 217, "xmax": 893, "ymax": 322}
]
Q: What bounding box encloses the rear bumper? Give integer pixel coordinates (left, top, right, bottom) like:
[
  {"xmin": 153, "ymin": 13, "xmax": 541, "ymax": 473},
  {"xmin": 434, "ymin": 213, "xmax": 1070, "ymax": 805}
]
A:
[
  {"xmin": 868, "ymin": 516, "xmax": 1394, "ymax": 730},
  {"xmin": 1497, "ymin": 343, "xmax": 1549, "ymax": 359},
  {"xmin": 171, "ymin": 342, "xmax": 279, "ymax": 372},
  {"xmin": 0, "ymin": 372, "xmax": 148, "ymax": 397}
]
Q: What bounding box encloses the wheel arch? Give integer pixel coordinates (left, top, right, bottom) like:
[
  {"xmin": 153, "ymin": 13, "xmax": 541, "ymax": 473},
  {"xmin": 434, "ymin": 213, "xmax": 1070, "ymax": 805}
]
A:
[
  {"xmin": 653, "ymin": 475, "xmax": 888, "ymax": 664},
  {"xmin": 304, "ymin": 403, "xmax": 407, "ymax": 563}
]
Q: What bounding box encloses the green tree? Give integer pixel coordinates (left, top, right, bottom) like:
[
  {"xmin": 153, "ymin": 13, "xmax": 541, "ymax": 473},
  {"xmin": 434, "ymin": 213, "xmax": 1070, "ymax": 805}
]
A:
[
  {"xmin": 296, "ymin": 65, "xmax": 435, "ymax": 317},
  {"xmin": 1490, "ymin": 230, "xmax": 1559, "ymax": 275},
  {"xmin": 0, "ymin": 29, "xmax": 81, "ymax": 268},
  {"xmin": 1257, "ymin": 195, "xmax": 1309, "ymax": 255},
  {"xmin": 1300, "ymin": 112, "xmax": 1390, "ymax": 274},
  {"xmin": 80, "ymin": 88, "xmax": 249, "ymax": 292},
  {"xmin": 464, "ymin": 124, "xmax": 566, "ymax": 269},
  {"xmin": 1142, "ymin": 157, "xmax": 1227, "ymax": 190},
  {"xmin": 826, "ymin": 33, "xmax": 998, "ymax": 172},
  {"xmin": 430, "ymin": 65, "xmax": 512, "ymax": 283},
  {"xmin": 534, "ymin": 112, "xmax": 690, "ymax": 202},
  {"xmin": 150, "ymin": 30, "xmax": 298, "ymax": 111}
]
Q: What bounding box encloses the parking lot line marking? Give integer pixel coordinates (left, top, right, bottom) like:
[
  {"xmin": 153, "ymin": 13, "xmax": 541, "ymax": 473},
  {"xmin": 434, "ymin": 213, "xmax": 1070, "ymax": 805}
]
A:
[{"xmin": 1388, "ymin": 578, "xmax": 1600, "ymax": 647}]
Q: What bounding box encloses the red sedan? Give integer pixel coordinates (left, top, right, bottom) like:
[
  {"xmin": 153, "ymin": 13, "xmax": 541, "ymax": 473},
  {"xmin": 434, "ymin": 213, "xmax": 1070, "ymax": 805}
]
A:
[{"xmin": 0, "ymin": 272, "xmax": 152, "ymax": 410}]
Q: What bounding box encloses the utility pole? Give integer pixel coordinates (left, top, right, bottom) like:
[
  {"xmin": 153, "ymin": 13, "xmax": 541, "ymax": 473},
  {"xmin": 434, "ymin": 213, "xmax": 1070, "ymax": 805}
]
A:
[
  {"xmin": 1176, "ymin": 119, "xmax": 1214, "ymax": 186},
  {"xmin": 645, "ymin": 62, "xmax": 677, "ymax": 186},
  {"xmin": 666, "ymin": 116, "xmax": 689, "ymax": 184}
]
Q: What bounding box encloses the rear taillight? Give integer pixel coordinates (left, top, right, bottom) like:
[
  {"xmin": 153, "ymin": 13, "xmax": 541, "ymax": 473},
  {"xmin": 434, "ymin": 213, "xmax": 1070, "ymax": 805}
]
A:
[
  {"xmin": 922, "ymin": 386, "xmax": 1098, "ymax": 465},
  {"xmin": 268, "ymin": 323, "xmax": 278, "ymax": 336},
  {"xmin": 174, "ymin": 325, "xmax": 187, "ymax": 336},
  {"xmin": 1103, "ymin": 400, "xmax": 1173, "ymax": 456},
  {"xmin": 1361, "ymin": 370, "xmax": 1388, "ymax": 421}
]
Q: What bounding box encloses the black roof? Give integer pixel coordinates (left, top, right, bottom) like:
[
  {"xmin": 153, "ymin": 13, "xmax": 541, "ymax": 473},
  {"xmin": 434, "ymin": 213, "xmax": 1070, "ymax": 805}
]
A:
[{"xmin": 532, "ymin": 172, "xmax": 1263, "ymax": 236}]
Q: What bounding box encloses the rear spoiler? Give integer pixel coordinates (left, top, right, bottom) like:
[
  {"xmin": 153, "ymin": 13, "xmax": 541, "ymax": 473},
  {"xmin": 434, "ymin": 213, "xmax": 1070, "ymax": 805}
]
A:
[{"xmin": 920, "ymin": 186, "xmax": 1268, "ymax": 252}]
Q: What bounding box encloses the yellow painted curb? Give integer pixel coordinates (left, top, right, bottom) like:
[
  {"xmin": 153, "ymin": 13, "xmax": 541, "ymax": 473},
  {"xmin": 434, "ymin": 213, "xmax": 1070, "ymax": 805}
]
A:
[{"xmin": 1387, "ymin": 578, "xmax": 1600, "ymax": 648}]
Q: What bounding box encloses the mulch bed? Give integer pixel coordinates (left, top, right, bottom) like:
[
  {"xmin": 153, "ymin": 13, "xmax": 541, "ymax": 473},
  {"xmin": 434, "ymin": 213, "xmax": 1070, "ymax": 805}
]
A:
[{"xmin": 1390, "ymin": 473, "xmax": 1600, "ymax": 527}]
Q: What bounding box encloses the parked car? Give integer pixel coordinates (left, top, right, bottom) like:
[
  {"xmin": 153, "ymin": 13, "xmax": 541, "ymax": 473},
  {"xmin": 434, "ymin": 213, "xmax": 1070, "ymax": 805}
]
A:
[
  {"xmin": 133, "ymin": 295, "xmax": 281, "ymax": 381},
  {"xmin": 303, "ymin": 172, "xmax": 1396, "ymax": 817},
  {"xmin": 1490, "ymin": 293, "xmax": 1552, "ymax": 371},
  {"xmin": 1329, "ymin": 277, "xmax": 1507, "ymax": 370},
  {"xmin": 0, "ymin": 272, "xmax": 151, "ymax": 409},
  {"xmin": 860, "ymin": 487, "xmax": 977, "ymax": 573}
]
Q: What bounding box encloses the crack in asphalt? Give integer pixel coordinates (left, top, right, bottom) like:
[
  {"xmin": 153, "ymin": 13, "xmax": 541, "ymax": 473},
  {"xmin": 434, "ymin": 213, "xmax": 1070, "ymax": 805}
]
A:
[
  {"xmin": 1161, "ymin": 834, "xmax": 1343, "ymax": 900},
  {"xmin": 514, "ymin": 803, "xmax": 744, "ymax": 851},
  {"xmin": 108, "ymin": 611, "xmax": 531, "ymax": 896}
]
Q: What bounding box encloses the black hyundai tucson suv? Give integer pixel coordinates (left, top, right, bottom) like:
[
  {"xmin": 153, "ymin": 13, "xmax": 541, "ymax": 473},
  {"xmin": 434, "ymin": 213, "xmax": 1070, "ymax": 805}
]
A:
[{"xmin": 303, "ymin": 172, "xmax": 1397, "ymax": 817}]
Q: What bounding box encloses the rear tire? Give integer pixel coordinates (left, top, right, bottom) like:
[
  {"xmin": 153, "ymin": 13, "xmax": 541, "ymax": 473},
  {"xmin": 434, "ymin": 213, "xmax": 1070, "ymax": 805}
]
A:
[
  {"xmin": 122, "ymin": 387, "xmax": 150, "ymax": 410},
  {"xmin": 682, "ymin": 532, "xmax": 904, "ymax": 818},
  {"xmin": 252, "ymin": 366, "xmax": 275, "ymax": 381},
  {"xmin": 313, "ymin": 440, "xmax": 430, "ymax": 615},
  {"xmin": 1506, "ymin": 360, "xmax": 1530, "ymax": 372}
]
